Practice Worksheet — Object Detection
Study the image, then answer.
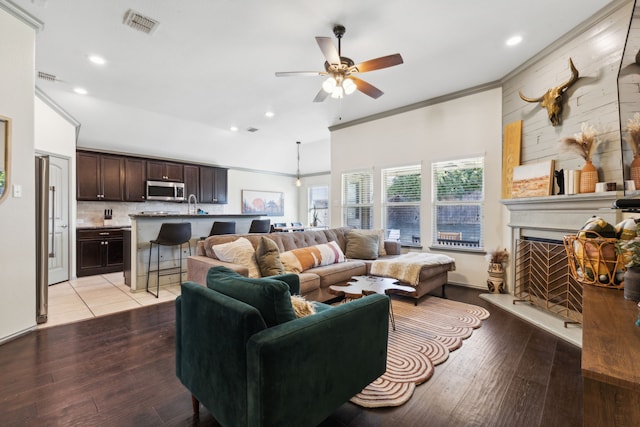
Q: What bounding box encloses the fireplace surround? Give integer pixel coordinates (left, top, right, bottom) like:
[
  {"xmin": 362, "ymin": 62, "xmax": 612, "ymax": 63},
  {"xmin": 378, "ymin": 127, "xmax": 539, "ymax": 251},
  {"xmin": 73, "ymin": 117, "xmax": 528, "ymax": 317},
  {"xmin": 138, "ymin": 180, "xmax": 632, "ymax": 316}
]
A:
[{"xmin": 502, "ymin": 192, "xmax": 623, "ymax": 323}]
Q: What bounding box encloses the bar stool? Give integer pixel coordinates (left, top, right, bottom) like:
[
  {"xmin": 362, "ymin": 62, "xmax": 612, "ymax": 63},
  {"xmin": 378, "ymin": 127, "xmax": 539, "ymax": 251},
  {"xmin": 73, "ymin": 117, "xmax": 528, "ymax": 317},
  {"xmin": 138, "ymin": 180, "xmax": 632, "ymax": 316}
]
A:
[
  {"xmin": 146, "ymin": 222, "xmax": 192, "ymax": 298},
  {"xmin": 248, "ymin": 219, "xmax": 271, "ymax": 233},
  {"xmin": 209, "ymin": 221, "xmax": 236, "ymax": 236}
]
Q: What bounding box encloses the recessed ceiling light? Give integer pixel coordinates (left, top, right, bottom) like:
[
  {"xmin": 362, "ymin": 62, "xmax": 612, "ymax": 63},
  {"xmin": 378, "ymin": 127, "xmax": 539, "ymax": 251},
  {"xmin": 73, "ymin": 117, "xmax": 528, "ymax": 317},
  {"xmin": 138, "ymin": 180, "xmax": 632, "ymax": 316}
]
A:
[
  {"xmin": 88, "ymin": 55, "xmax": 106, "ymax": 65},
  {"xmin": 265, "ymin": 111, "xmax": 274, "ymax": 118},
  {"xmin": 506, "ymin": 35, "xmax": 523, "ymax": 47},
  {"xmin": 73, "ymin": 87, "xmax": 88, "ymax": 95},
  {"xmin": 230, "ymin": 126, "xmax": 239, "ymax": 132}
]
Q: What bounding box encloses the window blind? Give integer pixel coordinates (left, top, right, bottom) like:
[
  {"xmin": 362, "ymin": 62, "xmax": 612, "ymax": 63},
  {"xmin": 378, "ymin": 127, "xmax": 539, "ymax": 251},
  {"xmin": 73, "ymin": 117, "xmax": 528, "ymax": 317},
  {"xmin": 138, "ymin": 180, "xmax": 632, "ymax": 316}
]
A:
[
  {"xmin": 342, "ymin": 170, "xmax": 373, "ymax": 229},
  {"xmin": 432, "ymin": 157, "xmax": 484, "ymax": 249},
  {"xmin": 382, "ymin": 165, "xmax": 421, "ymax": 244}
]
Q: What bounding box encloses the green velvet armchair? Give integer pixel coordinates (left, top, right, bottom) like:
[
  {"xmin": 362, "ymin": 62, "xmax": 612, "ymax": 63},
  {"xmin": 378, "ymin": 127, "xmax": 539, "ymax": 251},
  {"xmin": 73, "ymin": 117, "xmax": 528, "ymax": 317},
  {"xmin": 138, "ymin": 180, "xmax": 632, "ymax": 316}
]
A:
[{"xmin": 175, "ymin": 266, "xmax": 389, "ymax": 427}]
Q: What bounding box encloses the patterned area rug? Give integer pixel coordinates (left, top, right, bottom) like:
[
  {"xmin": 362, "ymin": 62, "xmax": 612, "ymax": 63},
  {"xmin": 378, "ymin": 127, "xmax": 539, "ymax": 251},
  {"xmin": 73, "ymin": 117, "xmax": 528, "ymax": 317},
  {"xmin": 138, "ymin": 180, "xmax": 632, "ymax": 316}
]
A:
[{"xmin": 350, "ymin": 296, "xmax": 490, "ymax": 408}]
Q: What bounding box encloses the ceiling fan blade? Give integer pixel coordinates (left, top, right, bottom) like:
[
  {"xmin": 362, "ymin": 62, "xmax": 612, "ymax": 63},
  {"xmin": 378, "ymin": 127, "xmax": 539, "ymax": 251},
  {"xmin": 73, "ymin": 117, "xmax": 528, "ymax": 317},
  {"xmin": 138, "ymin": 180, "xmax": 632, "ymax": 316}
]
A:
[
  {"xmin": 350, "ymin": 76, "xmax": 384, "ymax": 99},
  {"xmin": 275, "ymin": 71, "xmax": 326, "ymax": 77},
  {"xmin": 313, "ymin": 88, "xmax": 330, "ymax": 103},
  {"xmin": 350, "ymin": 53, "xmax": 404, "ymax": 73},
  {"xmin": 315, "ymin": 36, "xmax": 340, "ymax": 65}
]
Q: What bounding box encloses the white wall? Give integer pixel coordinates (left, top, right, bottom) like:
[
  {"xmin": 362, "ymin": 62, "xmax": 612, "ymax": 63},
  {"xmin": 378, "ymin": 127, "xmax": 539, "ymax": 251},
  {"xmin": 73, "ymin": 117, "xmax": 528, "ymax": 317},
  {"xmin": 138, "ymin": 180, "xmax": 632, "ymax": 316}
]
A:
[
  {"xmin": 331, "ymin": 88, "xmax": 504, "ymax": 288},
  {"xmin": 0, "ymin": 7, "xmax": 37, "ymax": 342}
]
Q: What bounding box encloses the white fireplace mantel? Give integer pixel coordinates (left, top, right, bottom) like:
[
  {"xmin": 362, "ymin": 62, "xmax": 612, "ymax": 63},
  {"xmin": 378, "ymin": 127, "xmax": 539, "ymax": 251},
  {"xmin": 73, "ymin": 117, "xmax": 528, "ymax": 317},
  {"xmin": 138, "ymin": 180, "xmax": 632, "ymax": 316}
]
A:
[{"xmin": 502, "ymin": 191, "xmax": 624, "ymax": 240}]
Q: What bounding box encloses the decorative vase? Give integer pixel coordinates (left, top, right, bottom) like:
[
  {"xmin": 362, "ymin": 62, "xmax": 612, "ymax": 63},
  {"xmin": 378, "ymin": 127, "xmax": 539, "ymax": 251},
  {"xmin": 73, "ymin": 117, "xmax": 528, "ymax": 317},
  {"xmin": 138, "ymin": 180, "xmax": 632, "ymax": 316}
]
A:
[
  {"xmin": 631, "ymin": 155, "xmax": 640, "ymax": 191},
  {"xmin": 623, "ymin": 266, "xmax": 640, "ymax": 302},
  {"xmin": 487, "ymin": 262, "xmax": 505, "ymax": 294},
  {"xmin": 580, "ymin": 160, "xmax": 598, "ymax": 193}
]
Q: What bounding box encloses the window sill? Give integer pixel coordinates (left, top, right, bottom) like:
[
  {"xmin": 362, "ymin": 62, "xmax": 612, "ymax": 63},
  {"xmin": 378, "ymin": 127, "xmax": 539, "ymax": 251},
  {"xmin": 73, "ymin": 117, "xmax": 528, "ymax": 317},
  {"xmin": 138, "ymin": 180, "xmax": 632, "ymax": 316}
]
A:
[{"xmin": 428, "ymin": 245, "xmax": 485, "ymax": 254}]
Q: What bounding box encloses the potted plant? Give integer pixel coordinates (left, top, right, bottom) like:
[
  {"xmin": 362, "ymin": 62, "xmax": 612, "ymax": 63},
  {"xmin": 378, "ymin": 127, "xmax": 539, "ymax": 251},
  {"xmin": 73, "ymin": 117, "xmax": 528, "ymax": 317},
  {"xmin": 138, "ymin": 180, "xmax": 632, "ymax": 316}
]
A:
[
  {"xmin": 559, "ymin": 122, "xmax": 600, "ymax": 193},
  {"xmin": 485, "ymin": 248, "xmax": 509, "ymax": 294},
  {"xmin": 310, "ymin": 206, "xmax": 320, "ymax": 227},
  {"xmin": 616, "ymin": 227, "xmax": 640, "ymax": 301}
]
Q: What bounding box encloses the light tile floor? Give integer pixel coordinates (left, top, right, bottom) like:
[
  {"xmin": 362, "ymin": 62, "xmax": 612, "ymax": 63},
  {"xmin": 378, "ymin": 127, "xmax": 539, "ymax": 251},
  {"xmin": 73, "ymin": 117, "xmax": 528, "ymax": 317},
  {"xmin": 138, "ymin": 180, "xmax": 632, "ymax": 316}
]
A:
[{"xmin": 41, "ymin": 272, "xmax": 181, "ymax": 329}]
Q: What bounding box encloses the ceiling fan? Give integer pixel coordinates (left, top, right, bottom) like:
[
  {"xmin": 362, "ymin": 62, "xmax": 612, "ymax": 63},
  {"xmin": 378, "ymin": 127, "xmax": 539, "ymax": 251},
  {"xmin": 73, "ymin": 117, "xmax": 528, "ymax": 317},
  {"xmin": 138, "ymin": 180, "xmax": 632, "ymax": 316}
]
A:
[{"xmin": 275, "ymin": 25, "xmax": 403, "ymax": 102}]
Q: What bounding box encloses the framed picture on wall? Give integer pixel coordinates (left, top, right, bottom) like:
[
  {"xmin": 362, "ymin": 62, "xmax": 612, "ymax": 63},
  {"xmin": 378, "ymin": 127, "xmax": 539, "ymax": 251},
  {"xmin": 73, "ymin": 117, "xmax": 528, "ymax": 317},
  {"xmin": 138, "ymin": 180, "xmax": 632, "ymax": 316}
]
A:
[{"xmin": 241, "ymin": 190, "xmax": 284, "ymax": 216}]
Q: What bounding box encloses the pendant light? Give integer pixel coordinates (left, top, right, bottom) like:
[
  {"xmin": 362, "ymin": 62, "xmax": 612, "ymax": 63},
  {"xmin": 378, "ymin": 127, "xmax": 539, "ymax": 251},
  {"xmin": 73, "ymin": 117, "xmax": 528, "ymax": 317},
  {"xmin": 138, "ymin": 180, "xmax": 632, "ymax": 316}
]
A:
[{"xmin": 295, "ymin": 141, "xmax": 302, "ymax": 187}]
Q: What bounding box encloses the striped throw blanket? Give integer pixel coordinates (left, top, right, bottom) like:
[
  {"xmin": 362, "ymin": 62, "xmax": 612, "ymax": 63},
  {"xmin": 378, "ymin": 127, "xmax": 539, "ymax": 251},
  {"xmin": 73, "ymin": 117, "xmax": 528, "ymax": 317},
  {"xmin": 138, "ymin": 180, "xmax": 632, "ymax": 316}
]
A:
[{"xmin": 370, "ymin": 252, "xmax": 456, "ymax": 286}]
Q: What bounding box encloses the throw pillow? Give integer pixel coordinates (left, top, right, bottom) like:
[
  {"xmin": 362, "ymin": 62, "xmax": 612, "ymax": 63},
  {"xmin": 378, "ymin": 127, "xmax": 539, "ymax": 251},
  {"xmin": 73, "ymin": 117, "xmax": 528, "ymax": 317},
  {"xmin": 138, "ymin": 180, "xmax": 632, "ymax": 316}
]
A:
[
  {"xmin": 345, "ymin": 231, "xmax": 379, "ymax": 260},
  {"xmin": 350, "ymin": 229, "xmax": 387, "ymax": 257},
  {"xmin": 256, "ymin": 237, "xmax": 285, "ymax": 277},
  {"xmin": 280, "ymin": 241, "xmax": 346, "ymax": 273},
  {"xmin": 212, "ymin": 237, "xmax": 261, "ymax": 278},
  {"xmin": 290, "ymin": 295, "xmax": 316, "ymax": 318},
  {"xmin": 206, "ymin": 266, "xmax": 297, "ymax": 327}
]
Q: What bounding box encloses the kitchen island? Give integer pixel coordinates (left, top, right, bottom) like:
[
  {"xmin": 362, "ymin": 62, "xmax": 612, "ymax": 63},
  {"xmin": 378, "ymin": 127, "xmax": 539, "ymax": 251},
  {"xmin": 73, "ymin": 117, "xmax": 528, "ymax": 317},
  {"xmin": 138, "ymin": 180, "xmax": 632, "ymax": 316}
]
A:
[{"xmin": 126, "ymin": 213, "xmax": 261, "ymax": 292}]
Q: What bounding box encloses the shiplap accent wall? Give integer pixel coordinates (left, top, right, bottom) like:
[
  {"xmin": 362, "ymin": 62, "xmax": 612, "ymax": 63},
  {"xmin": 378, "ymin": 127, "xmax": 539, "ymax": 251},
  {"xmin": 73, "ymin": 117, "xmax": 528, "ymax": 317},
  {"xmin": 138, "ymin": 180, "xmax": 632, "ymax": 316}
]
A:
[
  {"xmin": 619, "ymin": 3, "xmax": 640, "ymax": 169},
  {"xmin": 502, "ymin": 1, "xmax": 633, "ymax": 186}
]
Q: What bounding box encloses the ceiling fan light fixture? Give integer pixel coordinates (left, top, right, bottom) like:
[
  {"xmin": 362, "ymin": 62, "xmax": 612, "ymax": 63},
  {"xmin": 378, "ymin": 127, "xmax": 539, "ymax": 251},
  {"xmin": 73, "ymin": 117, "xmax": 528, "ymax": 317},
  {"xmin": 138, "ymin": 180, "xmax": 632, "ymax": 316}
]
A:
[
  {"xmin": 331, "ymin": 86, "xmax": 344, "ymax": 99},
  {"xmin": 322, "ymin": 77, "xmax": 337, "ymax": 93},
  {"xmin": 343, "ymin": 78, "xmax": 356, "ymax": 95}
]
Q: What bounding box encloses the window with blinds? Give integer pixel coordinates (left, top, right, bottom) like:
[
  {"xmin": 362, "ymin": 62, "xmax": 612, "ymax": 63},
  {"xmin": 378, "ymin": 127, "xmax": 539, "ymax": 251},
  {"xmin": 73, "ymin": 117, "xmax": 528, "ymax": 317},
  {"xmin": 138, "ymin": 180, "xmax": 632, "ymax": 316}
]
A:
[
  {"xmin": 308, "ymin": 185, "xmax": 329, "ymax": 226},
  {"xmin": 382, "ymin": 165, "xmax": 421, "ymax": 245},
  {"xmin": 342, "ymin": 170, "xmax": 373, "ymax": 229},
  {"xmin": 431, "ymin": 156, "xmax": 484, "ymax": 250}
]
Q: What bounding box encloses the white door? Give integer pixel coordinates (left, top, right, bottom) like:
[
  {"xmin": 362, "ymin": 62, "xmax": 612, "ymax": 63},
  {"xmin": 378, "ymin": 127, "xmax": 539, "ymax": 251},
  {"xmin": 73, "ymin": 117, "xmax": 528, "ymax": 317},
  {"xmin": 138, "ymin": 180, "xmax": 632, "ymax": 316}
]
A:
[{"xmin": 47, "ymin": 155, "xmax": 70, "ymax": 285}]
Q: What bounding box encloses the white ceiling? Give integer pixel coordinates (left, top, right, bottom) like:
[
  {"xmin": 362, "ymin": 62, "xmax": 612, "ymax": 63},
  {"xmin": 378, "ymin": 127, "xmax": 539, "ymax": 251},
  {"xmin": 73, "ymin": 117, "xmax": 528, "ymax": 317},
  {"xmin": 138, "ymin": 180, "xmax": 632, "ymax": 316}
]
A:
[{"xmin": 12, "ymin": 0, "xmax": 615, "ymax": 175}]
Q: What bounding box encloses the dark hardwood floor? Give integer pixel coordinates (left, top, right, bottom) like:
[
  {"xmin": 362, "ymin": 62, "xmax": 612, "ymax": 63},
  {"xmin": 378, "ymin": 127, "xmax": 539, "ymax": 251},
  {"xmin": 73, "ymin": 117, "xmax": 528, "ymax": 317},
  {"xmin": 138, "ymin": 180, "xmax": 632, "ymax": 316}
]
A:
[{"xmin": 0, "ymin": 285, "xmax": 582, "ymax": 426}]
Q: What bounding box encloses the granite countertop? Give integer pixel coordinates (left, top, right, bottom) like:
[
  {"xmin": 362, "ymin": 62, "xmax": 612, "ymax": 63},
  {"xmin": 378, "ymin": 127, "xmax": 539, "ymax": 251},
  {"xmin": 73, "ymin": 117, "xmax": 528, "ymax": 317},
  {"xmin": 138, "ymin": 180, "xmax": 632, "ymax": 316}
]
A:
[
  {"xmin": 129, "ymin": 213, "xmax": 259, "ymax": 218},
  {"xmin": 77, "ymin": 225, "xmax": 132, "ymax": 230}
]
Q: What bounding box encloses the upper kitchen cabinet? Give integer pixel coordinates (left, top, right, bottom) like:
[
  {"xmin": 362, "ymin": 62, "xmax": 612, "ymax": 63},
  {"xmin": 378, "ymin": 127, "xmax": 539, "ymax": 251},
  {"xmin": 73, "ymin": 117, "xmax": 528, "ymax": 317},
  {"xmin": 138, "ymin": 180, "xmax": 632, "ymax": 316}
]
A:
[
  {"xmin": 147, "ymin": 160, "xmax": 183, "ymax": 182},
  {"xmin": 77, "ymin": 152, "xmax": 124, "ymax": 201},
  {"xmin": 200, "ymin": 166, "xmax": 228, "ymax": 204},
  {"xmin": 183, "ymin": 164, "xmax": 200, "ymax": 199},
  {"xmin": 124, "ymin": 157, "xmax": 146, "ymax": 202}
]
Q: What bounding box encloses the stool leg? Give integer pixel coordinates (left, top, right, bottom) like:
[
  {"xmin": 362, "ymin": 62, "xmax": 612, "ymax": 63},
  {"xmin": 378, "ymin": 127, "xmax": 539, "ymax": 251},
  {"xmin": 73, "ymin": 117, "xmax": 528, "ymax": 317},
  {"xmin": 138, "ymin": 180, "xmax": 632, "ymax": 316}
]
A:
[
  {"xmin": 146, "ymin": 242, "xmax": 153, "ymax": 295},
  {"xmin": 155, "ymin": 243, "xmax": 160, "ymax": 298},
  {"xmin": 178, "ymin": 243, "xmax": 183, "ymax": 285}
]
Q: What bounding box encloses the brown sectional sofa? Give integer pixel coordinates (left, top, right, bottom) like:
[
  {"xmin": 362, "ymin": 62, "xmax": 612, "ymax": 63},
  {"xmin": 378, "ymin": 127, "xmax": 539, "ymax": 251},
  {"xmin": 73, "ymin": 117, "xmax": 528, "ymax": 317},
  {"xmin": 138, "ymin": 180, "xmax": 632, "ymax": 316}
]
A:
[{"xmin": 187, "ymin": 227, "xmax": 452, "ymax": 303}]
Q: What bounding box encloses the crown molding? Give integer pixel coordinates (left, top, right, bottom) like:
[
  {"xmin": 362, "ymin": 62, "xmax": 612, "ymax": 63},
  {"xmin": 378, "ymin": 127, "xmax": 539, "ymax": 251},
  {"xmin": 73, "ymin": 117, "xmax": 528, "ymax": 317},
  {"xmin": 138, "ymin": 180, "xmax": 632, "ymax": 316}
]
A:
[{"xmin": 0, "ymin": 0, "xmax": 44, "ymax": 31}]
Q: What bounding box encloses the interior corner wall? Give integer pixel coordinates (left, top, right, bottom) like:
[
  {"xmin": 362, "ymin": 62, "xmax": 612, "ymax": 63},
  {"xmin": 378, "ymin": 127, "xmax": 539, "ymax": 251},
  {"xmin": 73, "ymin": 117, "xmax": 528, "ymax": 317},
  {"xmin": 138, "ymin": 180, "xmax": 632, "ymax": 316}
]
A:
[
  {"xmin": 330, "ymin": 88, "xmax": 503, "ymax": 288},
  {"xmin": 0, "ymin": 9, "xmax": 37, "ymax": 342}
]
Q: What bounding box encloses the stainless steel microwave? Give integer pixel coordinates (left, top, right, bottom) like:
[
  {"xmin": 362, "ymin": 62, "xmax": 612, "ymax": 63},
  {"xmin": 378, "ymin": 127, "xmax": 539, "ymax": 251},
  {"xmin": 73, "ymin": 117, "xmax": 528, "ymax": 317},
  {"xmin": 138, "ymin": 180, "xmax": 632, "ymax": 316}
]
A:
[{"xmin": 146, "ymin": 180, "xmax": 185, "ymax": 202}]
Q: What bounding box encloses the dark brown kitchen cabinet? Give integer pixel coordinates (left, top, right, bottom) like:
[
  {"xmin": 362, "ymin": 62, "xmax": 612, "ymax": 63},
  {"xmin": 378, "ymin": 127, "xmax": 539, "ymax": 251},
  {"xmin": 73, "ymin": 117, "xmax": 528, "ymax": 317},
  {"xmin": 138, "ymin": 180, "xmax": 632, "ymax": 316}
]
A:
[
  {"xmin": 147, "ymin": 160, "xmax": 183, "ymax": 182},
  {"xmin": 124, "ymin": 157, "xmax": 146, "ymax": 202},
  {"xmin": 77, "ymin": 152, "xmax": 124, "ymax": 201},
  {"xmin": 183, "ymin": 164, "xmax": 200, "ymax": 199},
  {"xmin": 76, "ymin": 228, "xmax": 124, "ymax": 277},
  {"xmin": 199, "ymin": 166, "xmax": 228, "ymax": 204}
]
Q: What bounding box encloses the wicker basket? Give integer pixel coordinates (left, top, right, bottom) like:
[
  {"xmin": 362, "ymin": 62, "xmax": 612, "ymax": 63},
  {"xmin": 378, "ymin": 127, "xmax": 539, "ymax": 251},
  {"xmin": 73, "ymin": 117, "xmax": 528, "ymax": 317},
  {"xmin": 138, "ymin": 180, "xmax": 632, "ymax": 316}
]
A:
[{"xmin": 563, "ymin": 233, "xmax": 625, "ymax": 289}]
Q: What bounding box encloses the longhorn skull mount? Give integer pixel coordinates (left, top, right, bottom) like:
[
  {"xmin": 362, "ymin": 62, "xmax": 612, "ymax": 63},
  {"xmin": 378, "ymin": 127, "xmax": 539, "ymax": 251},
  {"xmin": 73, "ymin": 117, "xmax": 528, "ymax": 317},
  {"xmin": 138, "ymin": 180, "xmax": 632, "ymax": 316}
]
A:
[{"xmin": 519, "ymin": 58, "xmax": 580, "ymax": 127}]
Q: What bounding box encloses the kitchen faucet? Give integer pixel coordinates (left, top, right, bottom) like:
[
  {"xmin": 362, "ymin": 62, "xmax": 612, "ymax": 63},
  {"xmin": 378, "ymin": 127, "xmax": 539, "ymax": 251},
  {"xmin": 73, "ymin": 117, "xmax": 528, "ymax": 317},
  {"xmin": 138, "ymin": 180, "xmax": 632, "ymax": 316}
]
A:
[{"xmin": 187, "ymin": 194, "xmax": 198, "ymax": 214}]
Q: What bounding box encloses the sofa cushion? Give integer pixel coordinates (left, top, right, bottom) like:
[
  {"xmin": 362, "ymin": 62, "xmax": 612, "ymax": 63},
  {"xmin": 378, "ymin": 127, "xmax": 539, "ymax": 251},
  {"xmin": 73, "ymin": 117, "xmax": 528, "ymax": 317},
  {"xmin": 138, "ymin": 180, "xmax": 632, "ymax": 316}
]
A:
[
  {"xmin": 256, "ymin": 237, "xmax": 285, "ymax": 277},
  {"xmin": 311, "ymin": 260, "xmax": 368, "ymax": 289},
  {"xmin": 345, "ymin": 231, "xmax": 379, "ymax": 260},
  {"xmin": 280, "ymin": 241, "xmax": 345, "ymax": 273},
  {"xmin": 206, "ymin": 266, "xmax": 297, "ymax": 327},
  {"xmin": 349, "ymin": 229, "xmax": 387, "ymax": 257},
  {"xmin": 212, "ymin": 237, "xmax": 261, "ymax": 278}
]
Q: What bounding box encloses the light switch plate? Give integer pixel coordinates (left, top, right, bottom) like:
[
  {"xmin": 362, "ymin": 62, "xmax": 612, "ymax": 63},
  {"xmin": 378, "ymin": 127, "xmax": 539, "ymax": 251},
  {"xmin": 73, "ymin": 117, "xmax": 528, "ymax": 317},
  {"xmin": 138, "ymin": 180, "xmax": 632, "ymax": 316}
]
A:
[{"xmin": 13, "ymin": 184, "xmax": 22, "ymax": 198}]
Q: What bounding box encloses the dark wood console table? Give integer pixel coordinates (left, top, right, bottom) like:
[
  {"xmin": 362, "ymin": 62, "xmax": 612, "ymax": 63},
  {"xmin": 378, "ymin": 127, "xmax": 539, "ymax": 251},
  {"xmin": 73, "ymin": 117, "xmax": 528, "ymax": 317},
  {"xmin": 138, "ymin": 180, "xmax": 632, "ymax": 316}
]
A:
[{"xmin": 582, "ymin": 286, "xmax": 640, "ymax": 426}]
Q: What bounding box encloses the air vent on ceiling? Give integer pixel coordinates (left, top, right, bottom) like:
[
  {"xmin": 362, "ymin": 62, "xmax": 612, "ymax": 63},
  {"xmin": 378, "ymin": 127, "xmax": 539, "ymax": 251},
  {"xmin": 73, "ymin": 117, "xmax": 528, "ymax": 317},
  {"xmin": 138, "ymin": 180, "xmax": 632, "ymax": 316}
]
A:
[
  {"xmin": 123, "ymin": 9, "xmax": 159, "ymax": 34},
  {"xmin": 246, "ymin": 127, "xmax": 259, "ymax": 133},
  {"xmin": 37, "ymin": 71, "xmax": 58, "ymax": 82}
]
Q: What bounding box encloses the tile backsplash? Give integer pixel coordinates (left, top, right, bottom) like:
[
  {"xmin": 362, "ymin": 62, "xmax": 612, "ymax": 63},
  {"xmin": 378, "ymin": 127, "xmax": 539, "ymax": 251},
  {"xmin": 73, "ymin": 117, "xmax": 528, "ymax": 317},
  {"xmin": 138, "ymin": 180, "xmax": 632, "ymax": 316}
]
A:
[{"xmin": 76, "ymin": 201, "xmax": 226, "ymax": 227}]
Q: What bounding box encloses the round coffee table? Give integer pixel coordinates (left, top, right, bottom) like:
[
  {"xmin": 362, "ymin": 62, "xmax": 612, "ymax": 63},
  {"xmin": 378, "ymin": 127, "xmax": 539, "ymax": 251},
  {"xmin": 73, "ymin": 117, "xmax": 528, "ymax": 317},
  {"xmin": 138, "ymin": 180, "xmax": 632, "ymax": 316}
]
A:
[{"xmin": 329, "ymin": 276, "xmax": 415, "ymax": 330}]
